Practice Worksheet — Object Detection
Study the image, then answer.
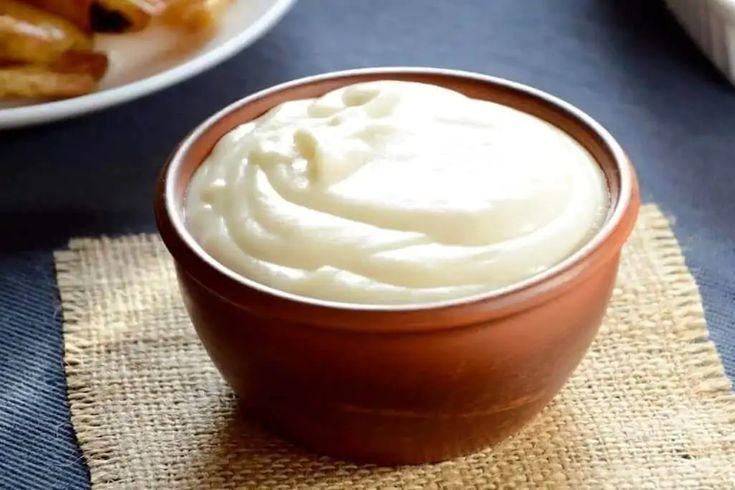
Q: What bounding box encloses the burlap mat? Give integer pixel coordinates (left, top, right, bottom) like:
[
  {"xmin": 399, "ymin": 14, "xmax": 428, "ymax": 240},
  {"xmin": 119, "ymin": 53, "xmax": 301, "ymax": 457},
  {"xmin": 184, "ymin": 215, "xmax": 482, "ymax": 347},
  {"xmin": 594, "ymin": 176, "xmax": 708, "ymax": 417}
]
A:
[{"xmin": 55, "ymin": 204, "xmax": 735, "ymax": 489}]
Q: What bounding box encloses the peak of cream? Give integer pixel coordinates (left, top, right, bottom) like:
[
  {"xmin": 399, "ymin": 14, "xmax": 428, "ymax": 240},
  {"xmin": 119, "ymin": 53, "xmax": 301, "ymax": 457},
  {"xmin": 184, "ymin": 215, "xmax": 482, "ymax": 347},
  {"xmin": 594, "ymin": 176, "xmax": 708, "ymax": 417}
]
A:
[{"xmin": 185, "ymin": 81, "xmax": 608, "ymax": 305}]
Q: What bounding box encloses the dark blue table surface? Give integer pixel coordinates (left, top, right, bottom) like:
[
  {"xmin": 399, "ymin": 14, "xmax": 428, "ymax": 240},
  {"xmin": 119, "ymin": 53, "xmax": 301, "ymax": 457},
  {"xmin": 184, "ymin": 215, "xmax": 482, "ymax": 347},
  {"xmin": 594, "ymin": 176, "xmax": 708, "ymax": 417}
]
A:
[{"xmin": 1, "ymin": 1, "xmax": 734, "ymax": 488}]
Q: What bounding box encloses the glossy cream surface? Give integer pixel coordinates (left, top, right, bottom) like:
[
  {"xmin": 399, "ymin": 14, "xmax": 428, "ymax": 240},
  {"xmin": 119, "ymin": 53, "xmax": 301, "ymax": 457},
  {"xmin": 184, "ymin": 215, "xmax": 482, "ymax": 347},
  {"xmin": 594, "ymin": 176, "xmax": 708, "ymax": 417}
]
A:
[{"xmin": 185, "ymin": 81, "xmax": 608, "ymax": 304}]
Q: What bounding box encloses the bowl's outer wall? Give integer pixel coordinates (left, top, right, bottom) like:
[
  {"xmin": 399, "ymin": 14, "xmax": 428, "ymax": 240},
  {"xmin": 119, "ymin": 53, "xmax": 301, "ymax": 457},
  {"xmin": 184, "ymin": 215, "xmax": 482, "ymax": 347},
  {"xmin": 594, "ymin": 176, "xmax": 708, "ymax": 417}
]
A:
[
  {"xmin": 156, "ymin": 69, "xmax": 640, "ymax": 464},
  {"xmin": 177, "ymin": 254, "xmax": 618, "ymax": 464}
]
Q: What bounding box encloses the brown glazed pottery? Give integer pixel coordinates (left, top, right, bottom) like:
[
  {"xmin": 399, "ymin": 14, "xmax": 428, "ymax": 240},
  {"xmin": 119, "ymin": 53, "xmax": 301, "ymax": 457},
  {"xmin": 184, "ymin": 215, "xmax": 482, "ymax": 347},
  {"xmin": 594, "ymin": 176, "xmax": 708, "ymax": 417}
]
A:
[{"xmin": 155, "ymin": 68, "xmax": 640, "ymax": 465}]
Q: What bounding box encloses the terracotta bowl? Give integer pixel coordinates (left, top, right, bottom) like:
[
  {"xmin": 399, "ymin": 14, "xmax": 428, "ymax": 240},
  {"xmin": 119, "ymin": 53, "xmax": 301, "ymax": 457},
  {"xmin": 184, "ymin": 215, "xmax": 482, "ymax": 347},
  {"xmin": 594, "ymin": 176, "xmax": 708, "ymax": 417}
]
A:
[{"xmin": 155, "ymin": 68, "xmax": 640, "ymax": 465}]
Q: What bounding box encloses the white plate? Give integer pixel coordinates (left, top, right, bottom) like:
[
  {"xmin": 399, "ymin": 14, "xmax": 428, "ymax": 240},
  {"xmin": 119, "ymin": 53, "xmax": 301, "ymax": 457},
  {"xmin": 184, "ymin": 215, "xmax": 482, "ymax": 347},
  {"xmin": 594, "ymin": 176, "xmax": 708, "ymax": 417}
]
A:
[
  {"xmin": 0, "ymin": 0, "xmax": 295, "ymax": 129},
  {"xmin": 665, "ymin": 0, "xmax": 735, "ymax": 86}
]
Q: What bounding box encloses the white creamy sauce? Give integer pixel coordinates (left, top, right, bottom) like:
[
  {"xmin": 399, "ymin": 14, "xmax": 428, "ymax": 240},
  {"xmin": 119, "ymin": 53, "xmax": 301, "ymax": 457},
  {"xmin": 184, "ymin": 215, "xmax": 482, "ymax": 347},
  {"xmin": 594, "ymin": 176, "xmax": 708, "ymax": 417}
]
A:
[{"xmin": 185, "ymin": 81, "xmax": 608, "ymax": 304}]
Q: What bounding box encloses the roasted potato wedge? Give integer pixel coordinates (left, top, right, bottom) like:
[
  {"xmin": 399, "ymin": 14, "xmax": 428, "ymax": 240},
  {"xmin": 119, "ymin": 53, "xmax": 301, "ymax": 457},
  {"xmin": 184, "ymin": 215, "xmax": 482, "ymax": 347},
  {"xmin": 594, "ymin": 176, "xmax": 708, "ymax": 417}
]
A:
[
  {"xmin": 0, "ymin": 0, "xmax": 232, "ymax": 101},
  {"xmin": 91, "ymin": 0, "xmax": 152, "ymax": 32},
  {"xmin": 0, "ymin": 65, "xmax": 95, "ymax": 98},
  {"xmin": 132, "ymin": 0, "xmax": 167, "ymax": 14},
  {"xmin": 0, "ymin": 0, "xmax": 92, "ymax": 51},
  {"xmin": 0, "ymin": 14, "xmax": 73, "ymax": 63},
  {"xmin": 23, "ymin": 0, "xmax": 93, "ymax": 31},
  {"xmin": 162, "ymin": 0, "xmax": 230, "ymax": 32},
  {"xmin": 49, "ymin": 50, "xmax": 108, "ymax": 79}
]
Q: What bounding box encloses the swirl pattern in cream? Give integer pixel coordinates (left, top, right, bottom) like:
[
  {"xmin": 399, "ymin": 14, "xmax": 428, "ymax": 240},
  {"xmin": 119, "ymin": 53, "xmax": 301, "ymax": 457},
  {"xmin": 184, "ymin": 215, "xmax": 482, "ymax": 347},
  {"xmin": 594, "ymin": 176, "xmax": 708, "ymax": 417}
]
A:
[{"xmin": 185, "ymin": 81, "xmax": 608, "ymax": 304}]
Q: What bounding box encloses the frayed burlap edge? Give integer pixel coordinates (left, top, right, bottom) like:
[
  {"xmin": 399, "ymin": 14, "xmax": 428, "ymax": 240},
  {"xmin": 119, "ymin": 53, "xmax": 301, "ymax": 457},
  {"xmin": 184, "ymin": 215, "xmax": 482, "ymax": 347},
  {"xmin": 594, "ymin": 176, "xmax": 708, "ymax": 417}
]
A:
[{"xmin": 54, "ymin": 205, "xmax": 735, "ymax": 488}]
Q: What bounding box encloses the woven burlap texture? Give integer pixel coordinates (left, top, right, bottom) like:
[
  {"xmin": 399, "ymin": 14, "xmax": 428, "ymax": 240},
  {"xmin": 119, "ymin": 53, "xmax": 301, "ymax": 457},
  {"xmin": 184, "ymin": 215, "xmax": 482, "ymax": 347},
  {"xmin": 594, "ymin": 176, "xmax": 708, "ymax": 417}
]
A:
[{"xmin": 55, "ymin": 205, "xmax": 735, "ymax": 489}]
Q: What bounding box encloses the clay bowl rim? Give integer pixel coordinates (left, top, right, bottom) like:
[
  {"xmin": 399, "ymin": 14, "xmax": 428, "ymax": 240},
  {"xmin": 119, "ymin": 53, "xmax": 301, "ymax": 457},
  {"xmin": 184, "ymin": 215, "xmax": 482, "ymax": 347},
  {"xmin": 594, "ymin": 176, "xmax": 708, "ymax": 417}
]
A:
[{"xmin": 157, "ymin": 66, "xmax": 638, "ymax": 326}]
